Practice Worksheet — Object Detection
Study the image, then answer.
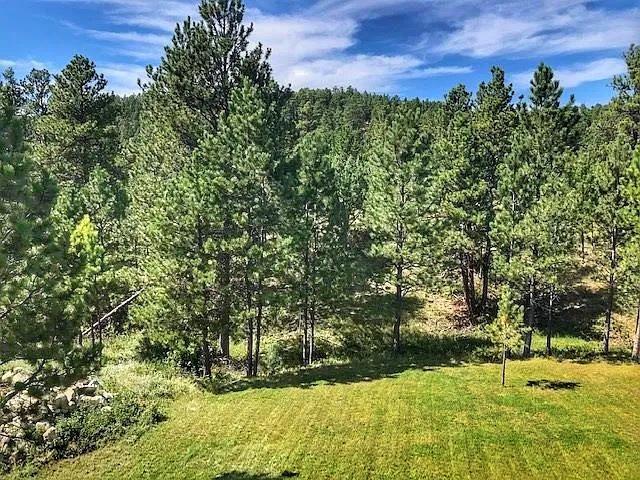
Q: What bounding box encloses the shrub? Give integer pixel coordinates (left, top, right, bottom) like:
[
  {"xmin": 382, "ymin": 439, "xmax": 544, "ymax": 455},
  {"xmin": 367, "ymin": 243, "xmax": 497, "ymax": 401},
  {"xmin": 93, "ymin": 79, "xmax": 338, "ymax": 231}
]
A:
[
  {"xmin": 52, "ymin": 393, "xmax": 165, "ymax": 459},
  {"xmin": 261, "ymin": 331, "xmax": 342, "ymax": 373}
]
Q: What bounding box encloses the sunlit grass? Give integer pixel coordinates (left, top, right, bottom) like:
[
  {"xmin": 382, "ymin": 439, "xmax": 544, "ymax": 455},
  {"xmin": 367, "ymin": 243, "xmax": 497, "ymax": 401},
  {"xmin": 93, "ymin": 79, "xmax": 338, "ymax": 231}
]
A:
[{"xmin": 34, "ymin": 357, "xmax": 640, "ymax": 480}]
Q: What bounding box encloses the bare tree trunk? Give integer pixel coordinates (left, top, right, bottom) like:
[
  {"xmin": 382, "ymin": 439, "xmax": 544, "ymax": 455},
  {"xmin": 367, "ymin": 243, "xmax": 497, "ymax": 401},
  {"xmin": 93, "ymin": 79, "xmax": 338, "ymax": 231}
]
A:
[
  {"xmin": 218, "ymin": 221, "xmax": 232, "ymax": 359},
  {"xmin": 394, "ymin": 262, "xmax": 402, "ymax": 354},
  {"xmin": 632, "ymin": 301, "xmax": 640, "ymax": 362},
  {"xmin": 302, "ymin": 303, "xmax": 309, "ymax": 366},
  {"xmin": 245, "ymin": 270, "xmax": 254, "ymax": 377},
  {"xmin": 253, "ymin": 301, "xmax": 262, "ymax": 377},
  {"xmin": 501, "ymin": 345, "xmax": 507, "ymax": 387},
  {"xmin": 202, "ymin": 326, "xmax": 212, "ymax": 379},
  {"xmin": 546, "ymin": 288, "xmax": 554, "ymax": 356},
  {"xmin": 581, "ymin": 231, "xmax": 586, "ymax": 261},
  {"xmin": 604, "ymin": 228, "xmax": 617, "ymax": 355},
  {"xmin": 460, "ymin": 252, "xmax": 475, "ymax": 319},
  {"xmin": 310, "ymin": 304, "xmax": 316, "ymax": 365},
  {"xmin": 523, "ymin": 276, "xmax": 535, "ymax": 357},
  {"xmin": 480, "ymin": 240, "xmax": 491, "ymax": 315}
]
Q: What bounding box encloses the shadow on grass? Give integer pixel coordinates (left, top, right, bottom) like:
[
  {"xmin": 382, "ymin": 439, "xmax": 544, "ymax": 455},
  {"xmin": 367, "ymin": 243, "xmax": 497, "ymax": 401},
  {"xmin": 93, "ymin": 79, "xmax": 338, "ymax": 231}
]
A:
[
  {"xmin": 214, "ymin": 472, "xmax": 299, "ymax": 480},
  {"xmin": 218, "ymin": 343, "xmax": 486, "ymax": 395},
  {"xmin": 526, "ymin": 379, "xmax": 581, "ymax": 390}
]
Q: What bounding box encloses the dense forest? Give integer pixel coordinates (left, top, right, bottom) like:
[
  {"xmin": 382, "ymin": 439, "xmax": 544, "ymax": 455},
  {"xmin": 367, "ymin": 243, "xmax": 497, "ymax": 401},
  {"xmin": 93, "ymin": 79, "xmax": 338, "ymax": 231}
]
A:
[{"xmin": 2, "ymin": 2, "xmax": 640, "ymax": 465}]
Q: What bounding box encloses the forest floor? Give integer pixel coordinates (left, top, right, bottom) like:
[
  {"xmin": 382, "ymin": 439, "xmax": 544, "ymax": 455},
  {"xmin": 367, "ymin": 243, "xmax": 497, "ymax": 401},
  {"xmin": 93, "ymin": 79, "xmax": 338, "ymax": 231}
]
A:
[{"xmin": 30, "ymin": 354, "xmax": 640, "ymax": 480}]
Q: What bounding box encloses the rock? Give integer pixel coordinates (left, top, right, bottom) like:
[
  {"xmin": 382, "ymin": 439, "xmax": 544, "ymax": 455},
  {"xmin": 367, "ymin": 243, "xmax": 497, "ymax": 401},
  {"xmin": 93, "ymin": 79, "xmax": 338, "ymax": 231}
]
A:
[
  {"xmin": 51, "ymin": 392, "xmax": 69, "ymax": 412},
  {"xmin": 35, "ymin": 421, "xmax": 51, "ymax": 436},
  {"xmin": 76, "ymin": 379, "xmax": 100, "ymax": 396},
  {"xmin": 63, "ymin": 387, "xmax": 77, "ymax": 403},
  {"xmin": 42, "ymin": 426, "xmax": 57, "ymax": 443},
  {"xmin": 79, "ymin": 395, "xmax": 105, "ymax": 407},
  {"xmin": 10, "ymin": 372, "xmax": 30, "ymax": 388},
  {"xmin": 100, "ymin": 405, "xmax": 112, "ymax": 413},
  {"xmin": 0, "ymin": 435, "xmax": 11, "ymax": 453},
  {"xmin": 6, "ymin": 393, "xmax": 39, "ymax": 414},
  {"xmin": 1, "ymin": 370, "xmax": 14, "ymax": 384}
]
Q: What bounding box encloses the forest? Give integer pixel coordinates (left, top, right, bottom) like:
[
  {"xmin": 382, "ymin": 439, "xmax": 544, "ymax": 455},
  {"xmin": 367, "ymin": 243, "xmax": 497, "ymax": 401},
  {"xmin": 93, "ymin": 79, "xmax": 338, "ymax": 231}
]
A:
[{"xmin": 1, "ymin": 0, "xmax": 640, "ymax": 477}]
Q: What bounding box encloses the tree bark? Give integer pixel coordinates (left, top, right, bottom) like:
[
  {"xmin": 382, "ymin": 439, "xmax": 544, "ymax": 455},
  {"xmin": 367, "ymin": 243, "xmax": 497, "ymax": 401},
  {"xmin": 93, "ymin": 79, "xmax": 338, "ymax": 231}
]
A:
[
  {"xmin": 394, "ymin": 262, "xmax": 403, "ymax": 354},
  {"xmin": 523, "ymin": 276, "xmax": 535, "ymax": 357},
  {"xmin": 546, "ymin": 288, "xmax": 554, "ymax": 356},
  {"xmin": 202, "ymin": 326, "xmax": 213, "ymax": 379},
  {"xmin": 460, "ymin": 252, "xmax": 475, "ymax": 319},
  {"xmin": 604, "ymin": 228, "xmax": 617, "ymax": 355},
  {"xmin": 253, "ymin": 301, "xmax": 262, "ymax": 377},
  {"xmin": 632, "ymin": 301, "xmax": 640, "ymax": 362},
  {"xmin": 218, "ymin": 220, "xmax": 232, "ymax": 359},
  {"xmin": 480, "ymin": 241, "xmax": 491, "ymax": 314},
  {"xmin": 310, "ymin": 304, "xmax": 316, "ymax": 365},
  {"xmin": 501, "ymin": 345, "xmax": 507, "ymax": 387}
]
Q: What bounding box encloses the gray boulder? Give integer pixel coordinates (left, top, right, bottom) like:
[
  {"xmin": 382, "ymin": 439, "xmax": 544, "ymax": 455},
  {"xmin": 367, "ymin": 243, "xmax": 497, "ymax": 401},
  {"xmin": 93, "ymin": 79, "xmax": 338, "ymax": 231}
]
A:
[{"xmin": 42, "ymin": 426, "xmax": 57, "ymax": 443}]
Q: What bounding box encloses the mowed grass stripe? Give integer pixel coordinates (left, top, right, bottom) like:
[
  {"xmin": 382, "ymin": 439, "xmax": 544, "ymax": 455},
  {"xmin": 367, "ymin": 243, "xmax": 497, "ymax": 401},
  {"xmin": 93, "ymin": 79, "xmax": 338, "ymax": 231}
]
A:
[{"xmin": 37, "ymin": 359, "xmax": 640, "ymax": 480}]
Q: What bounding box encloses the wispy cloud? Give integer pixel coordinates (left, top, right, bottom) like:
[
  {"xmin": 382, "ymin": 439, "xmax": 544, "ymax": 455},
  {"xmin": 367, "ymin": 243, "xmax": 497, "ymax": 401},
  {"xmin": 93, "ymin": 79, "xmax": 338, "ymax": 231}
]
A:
[
  {"xmin": 0, "ymin": 59, "xmax": 48, "ymax": 73},
  {"xmin": 34, "ymin": 0, "xmax": 637, "ymax": 97},
  {"xmin": 46, "ymin": 0, "xmax": 472, "ymax": 93},
  {"xmin": 513, "ymin": 57, "xmax": 628, "ymax": 90},
  {"xmin": 431, "ymin": 1, "xmax": 640, "ymax": 58}
]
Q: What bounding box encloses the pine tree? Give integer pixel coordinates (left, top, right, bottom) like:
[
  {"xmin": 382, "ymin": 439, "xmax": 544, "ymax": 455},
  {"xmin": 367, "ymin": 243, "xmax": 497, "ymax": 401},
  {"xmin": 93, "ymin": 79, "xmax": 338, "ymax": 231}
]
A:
[
  {"xmin": 486, "ymin": 287, "xmax": 524, "ymax": 386},
  {"xmin": 365, "ymin": 103, "xmax": 434, "ymax": 353},
  {"xmin": 623, "ymin": 148, "xmax": 640, "ymax": 361},
  {"xmin": 0, "ymin": 79, "xmax": 76, "ymax": 408},
  {"xmin": 135, "ymin": 0, "xmax": 277, "ymax": 359},
  {"xmin": 493, "ymin": 64, "xmax": 578, "ymax": 356},
  {"xmin": 35, "ymin": 55, "xmax": 117, "ymax": 186},
  {"xmin": 584, "ymin": 47, "xmax": 639, "ymax": 354}
]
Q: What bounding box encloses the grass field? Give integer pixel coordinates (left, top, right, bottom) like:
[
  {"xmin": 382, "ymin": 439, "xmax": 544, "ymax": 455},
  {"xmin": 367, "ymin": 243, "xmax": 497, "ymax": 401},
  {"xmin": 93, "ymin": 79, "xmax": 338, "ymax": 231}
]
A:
[{"xmin": 33, "ymin": 356, "xmax": 640, "ymax": 480}]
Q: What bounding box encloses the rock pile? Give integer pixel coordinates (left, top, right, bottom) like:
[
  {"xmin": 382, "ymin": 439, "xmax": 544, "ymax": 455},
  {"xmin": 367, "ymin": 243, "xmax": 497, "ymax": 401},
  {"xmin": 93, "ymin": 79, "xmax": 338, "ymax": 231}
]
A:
[{"xmin": 0, "ymin": 372, "xmax": 114, "ymax": 466}]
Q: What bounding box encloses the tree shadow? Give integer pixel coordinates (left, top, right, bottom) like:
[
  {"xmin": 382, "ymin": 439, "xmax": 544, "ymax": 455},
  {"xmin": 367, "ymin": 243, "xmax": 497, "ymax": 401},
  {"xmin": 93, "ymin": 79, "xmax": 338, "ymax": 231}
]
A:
[
  {"xmin": 218, "ymin": 347, "xmax": 481, "ymax": 395},
  {"xmin": 214, "ymin": 472, "xmax": 299, "ymax": 480},
  {"xmin": 553, "ymin": 282, "xmax": 608, "ymax": 341},
  {"xmin": 526, "ymin": 379, "xmax": 581, "ymax": 390}
]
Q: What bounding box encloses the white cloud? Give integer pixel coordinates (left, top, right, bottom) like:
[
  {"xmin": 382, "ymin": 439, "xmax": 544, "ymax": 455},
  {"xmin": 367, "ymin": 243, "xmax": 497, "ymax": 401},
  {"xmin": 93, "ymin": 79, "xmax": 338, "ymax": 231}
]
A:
[
  {"xmin": 513, "ymin": 57, "xmax": 627, "ymax": 90},
  {"xmin": 432, "ymin": 2, "xmax": 640, "ymax": 58},
  {"xmin": 98, "ymin": 62, "xmax": 147, "ymax": 95},
  {"xmin": 0, "ymin": 59, "xmax": 48, "ymax": 74},
  {"xmin": 49, "ymin": 0, "xmax": 471, "ymax": 94}
]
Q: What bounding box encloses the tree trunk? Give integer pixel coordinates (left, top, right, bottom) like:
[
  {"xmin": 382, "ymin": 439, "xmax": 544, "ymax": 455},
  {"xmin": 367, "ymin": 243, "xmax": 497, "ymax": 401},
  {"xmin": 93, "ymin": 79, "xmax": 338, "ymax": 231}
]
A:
[
  {"xmin": 245, "ymin": 270, "xmax": 254, "ymax": 377},
  {"xmin": 480, "ymin": 240, "xmax": 491, "ymax": 315},
  {"xmin": 394, "ymin": 262, "xmax": 403, "ymax": 353},
  {"xmin": 302, "ymin": 304, "xmax": 309, "ymax": 366},
  {"xmin": 632, "ymin": 301, "xmax": 640, "ymax": 362},
  {"xmin": 581, "ymin": 231, "xmax": 586, "ymax": 261},
  {"xmin": 460, "ymin": 252, "xmax": 476, "ymax": 319},
  {"xmin": 218, "ymin": 224, "xmax": 232, "ymax": 359},
  {"xmin": 202, "ymin": 327, "xmax": 213, "ymax": 379},
  {"xmin": 501, "ymin": 344, "xmax": 507, "ymax": 387},
  {"xmin": 523, "ymin": 277, "xmax": 535, "ymax": 357},
  {"xmin": 253, "ymin": 301, "xmax": 262, "ymax": 377},
  {"xmin": 246, "ymin": 317, "xmax": 254, "ymax": 377},
  {"xmin": 604, "ymin": 228, "xmax": 617, "ymax": 355},
  {"xmin": 546, "ymin": 288, "xmax": 554, "ymax": 356},
  {"xmin": 309, "ymin": 304, "xmax": 316, "ymax": 365}
]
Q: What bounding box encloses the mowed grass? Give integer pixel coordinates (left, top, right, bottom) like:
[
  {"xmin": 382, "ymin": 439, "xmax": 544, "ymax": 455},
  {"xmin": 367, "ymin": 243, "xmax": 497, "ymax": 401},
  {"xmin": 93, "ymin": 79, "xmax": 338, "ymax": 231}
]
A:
[{"xmin": 36, "ymin": 358, "xmax": 640, "ymax": 480}]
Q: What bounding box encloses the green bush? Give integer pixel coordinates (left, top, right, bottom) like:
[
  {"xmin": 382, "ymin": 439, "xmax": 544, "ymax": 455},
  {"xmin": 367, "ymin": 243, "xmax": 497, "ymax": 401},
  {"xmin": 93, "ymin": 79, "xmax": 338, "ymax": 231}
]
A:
[
  {"xmin": 52, "ymin": 393, "xmax": 165, "ymax": 459},
  {"xmin": 261, "ymin": 331, "xmax": 342, "ymax": 373}
]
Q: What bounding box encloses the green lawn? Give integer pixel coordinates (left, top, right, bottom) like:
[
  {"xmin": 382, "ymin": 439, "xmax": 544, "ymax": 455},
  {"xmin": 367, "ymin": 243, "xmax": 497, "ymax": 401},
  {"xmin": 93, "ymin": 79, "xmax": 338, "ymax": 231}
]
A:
[{"xmin": 35, "ymin": 357, "xmax": 640, "ymax": 480}]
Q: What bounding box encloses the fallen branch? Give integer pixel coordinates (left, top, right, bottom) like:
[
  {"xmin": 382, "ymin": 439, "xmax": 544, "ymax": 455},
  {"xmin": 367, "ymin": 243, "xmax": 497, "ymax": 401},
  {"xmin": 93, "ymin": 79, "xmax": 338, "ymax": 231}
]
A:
[{"xmin": 82, "ymin": 289, "xmax": 145, "ymax": 337}]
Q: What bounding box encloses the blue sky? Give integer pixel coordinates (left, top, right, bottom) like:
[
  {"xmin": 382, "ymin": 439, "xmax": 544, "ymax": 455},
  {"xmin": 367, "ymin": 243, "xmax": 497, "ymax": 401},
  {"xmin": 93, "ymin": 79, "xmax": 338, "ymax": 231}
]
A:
[{"xmin": 1, "ymin": 0, "xmax": 639, "ymax": 104}]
